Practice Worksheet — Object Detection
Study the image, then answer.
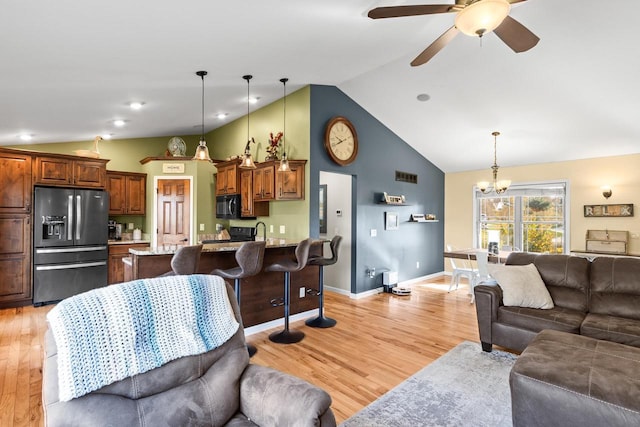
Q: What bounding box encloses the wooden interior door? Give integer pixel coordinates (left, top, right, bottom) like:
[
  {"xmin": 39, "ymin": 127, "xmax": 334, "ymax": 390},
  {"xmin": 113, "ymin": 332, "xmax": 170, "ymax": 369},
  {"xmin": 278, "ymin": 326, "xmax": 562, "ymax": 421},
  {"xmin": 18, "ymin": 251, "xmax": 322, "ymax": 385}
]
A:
[{"xmin": 157, "ymin": 179, "xmax": 190, "ymax": 247}]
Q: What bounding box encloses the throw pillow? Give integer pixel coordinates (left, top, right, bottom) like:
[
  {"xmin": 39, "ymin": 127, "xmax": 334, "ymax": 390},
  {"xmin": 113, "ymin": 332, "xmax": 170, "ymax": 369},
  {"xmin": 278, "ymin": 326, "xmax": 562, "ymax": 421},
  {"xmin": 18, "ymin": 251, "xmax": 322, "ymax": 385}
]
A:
[{"xmin": 487, "ymin": 263, "xmax": 554, "ymax": 309}]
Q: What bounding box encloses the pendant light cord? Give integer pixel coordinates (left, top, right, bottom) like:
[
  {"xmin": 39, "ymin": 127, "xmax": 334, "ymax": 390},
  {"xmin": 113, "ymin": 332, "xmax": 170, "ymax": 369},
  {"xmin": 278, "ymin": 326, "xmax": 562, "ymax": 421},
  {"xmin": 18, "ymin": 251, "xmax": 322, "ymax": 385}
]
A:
[
  {"xmin": 201, "ymin": 74, "xmax": 205, "ymax": 140},
  {"xmin": 280, "ymin": 78, "xmax": 288, "ymax": 155}
]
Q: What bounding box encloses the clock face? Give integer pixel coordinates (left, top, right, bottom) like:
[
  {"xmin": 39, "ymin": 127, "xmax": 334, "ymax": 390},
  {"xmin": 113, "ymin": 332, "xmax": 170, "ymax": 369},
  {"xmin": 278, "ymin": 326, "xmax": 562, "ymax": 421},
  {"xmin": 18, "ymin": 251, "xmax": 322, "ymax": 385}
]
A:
[{"xmin": 324, "ymin": 117, "xmax": 358, "ymax": 166}]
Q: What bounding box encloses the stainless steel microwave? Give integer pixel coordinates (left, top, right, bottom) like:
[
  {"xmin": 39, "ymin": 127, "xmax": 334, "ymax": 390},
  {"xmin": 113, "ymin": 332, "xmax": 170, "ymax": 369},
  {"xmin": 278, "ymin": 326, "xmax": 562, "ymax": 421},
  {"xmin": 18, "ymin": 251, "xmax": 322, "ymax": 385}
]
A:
[{"xmin": 216, "ymin": 194, "xmax": 241, "ymax": 219}]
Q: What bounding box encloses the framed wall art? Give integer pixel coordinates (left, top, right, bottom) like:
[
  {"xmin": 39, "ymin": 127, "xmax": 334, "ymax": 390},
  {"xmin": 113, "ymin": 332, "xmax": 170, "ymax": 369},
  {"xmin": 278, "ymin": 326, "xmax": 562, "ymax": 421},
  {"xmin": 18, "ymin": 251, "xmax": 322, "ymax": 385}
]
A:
[
  {"xmin": 385, "ymin": 211, "xmax": 399, "ymax": 230},
  {"xmin": 584, "ymin": 203, "xmax": 633, "ymax": 217},
  {"xmin": 319, "ymin": 185, "xmax": 327, "ymax": 234}
]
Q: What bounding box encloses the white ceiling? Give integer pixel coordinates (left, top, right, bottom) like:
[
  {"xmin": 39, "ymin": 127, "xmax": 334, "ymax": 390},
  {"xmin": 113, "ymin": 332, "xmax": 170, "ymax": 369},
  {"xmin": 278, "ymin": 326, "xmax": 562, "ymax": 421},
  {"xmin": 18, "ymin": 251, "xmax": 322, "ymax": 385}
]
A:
[{"xmin": 2, "ymin": 0, "xmax": 639, "ymax": 173}]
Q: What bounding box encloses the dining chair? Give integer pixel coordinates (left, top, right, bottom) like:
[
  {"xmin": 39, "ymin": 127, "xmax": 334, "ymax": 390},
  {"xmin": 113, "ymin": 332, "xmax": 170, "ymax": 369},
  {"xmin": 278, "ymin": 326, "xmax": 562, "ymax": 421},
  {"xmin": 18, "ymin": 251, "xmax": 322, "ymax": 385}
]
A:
[
  {"xmin": 472, "ymin": 251, "xmax": 498, "ymax": 304},
  {"xmin": 446, "ymin": 244, "xmax": 477, "ymax": 295}
]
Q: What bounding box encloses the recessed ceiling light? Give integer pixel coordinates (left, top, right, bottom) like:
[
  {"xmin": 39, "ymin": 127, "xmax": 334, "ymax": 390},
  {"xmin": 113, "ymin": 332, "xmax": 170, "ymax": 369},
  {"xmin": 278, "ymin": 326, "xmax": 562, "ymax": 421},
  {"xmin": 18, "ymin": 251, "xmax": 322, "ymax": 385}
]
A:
[
  {"xmin": 19, "ymin": 134, "xmax": 33, "ymax": 141},
  {"xmin": 101, "ymin": 134, "xmax": 113, "ymax": 140},
  {"xmin": 129, "ymin": 101, "xmax": 145, "ymax": 110},
  {"xmin": 217, "ymin": 113, "xmax": 228, "ymax": 120},
  {"xmin": 247, "ymin": 97, "xmax": 260, "ymax": 104},
  {"xmin": 113, "ymin": 119, "xmax": 127, "ymax": 127},
  {"xmin": 416, "ymin": 93, "xmax": 431, "ymax": 102}
]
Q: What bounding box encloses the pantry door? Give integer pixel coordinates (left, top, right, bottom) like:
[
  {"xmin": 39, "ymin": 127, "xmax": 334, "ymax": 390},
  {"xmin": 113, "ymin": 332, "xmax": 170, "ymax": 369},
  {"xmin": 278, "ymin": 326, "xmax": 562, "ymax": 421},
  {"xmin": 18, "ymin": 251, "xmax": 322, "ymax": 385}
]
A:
[{"xmin": 156, "ymin": 179, "xmax": 191, "ymax": 247}]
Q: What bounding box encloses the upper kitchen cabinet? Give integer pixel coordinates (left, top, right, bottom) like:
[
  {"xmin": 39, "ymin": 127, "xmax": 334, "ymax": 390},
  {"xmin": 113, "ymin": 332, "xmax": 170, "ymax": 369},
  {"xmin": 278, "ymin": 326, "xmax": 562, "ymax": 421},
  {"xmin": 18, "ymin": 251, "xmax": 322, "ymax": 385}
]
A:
[
  {"xmin": 240, "ymin": 169, "xmax": 269, "ymax": 218},
  {"xmin": 215, "ymin": 160, "xmax": 241, "ymax": 195},
  {"xmin": 34, "ymin": 154, "xmax": 108, "ymax": 188},
  {"xmin": 276, "ymin": 160, "xmax": 306, "ymax": 200},
  {"xmin": 0, "ymin": 149, "xmax": 32, "ymax": 214},
  {"xmin": 253, "ymin": 162, "xmax": 275, "ymax": 201},
  {"xmin": 107, "ymin": 171, "xmax": 147, "ymax": 215}
]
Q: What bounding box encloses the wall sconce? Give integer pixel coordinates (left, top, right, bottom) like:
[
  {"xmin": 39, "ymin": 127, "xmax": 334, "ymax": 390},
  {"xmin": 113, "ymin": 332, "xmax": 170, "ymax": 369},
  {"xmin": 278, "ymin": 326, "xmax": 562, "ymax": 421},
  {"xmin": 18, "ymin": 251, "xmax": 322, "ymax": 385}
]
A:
[{"xmin": 602, "ymin": 185, "xmax": 612, "ymax": 199}]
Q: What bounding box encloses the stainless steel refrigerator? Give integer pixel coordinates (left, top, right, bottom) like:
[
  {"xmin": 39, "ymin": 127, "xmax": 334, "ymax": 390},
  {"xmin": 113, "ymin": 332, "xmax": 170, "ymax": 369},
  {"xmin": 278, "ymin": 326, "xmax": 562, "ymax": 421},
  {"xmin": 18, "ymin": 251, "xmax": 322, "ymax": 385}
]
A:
[{"xmin": 33, "ymin": 186, "xmax": 109, "ymax": 305}]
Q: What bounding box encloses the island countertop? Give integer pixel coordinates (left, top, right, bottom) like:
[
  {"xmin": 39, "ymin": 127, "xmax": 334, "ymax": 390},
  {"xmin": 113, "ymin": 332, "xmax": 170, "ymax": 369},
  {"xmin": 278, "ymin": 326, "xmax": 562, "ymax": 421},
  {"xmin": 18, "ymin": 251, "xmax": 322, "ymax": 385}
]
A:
[
  {"xmin": 129, "ymin": 238, "xmax": 316, "ymax": 256},
  {"xmin": 123, "ymin": 238, "xmax": 325, "ymax": 328}
]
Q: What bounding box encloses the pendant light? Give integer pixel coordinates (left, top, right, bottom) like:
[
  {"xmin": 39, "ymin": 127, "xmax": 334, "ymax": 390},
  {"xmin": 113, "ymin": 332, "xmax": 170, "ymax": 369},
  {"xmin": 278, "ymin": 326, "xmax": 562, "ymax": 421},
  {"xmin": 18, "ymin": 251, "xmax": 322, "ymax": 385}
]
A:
[
  {"xmin": 278, "ymin": 77, "xmax": 290, "ymax": 172},
  {"xmin": 239, "ymin": 75, "xmax": 257, "ymax": 169},
  {"xmin": 477, "ymin": 131, "xmax": 511, "ymax": 194},
  {"xmin": 193, "ymin": 71, "xmax": 213, "ymax": 162}
]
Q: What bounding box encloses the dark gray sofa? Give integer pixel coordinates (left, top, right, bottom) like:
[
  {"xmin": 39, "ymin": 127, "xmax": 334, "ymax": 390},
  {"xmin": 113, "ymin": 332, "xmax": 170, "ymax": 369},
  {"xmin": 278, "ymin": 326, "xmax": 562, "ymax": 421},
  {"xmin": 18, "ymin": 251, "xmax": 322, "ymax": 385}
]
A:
[
  {"xmin": 474, "ymin": 253, "xmax": 640, "ymax": 353},
  {"xmin": 43, "ymin": 280, "xmax": 336, "ymax": 427}
]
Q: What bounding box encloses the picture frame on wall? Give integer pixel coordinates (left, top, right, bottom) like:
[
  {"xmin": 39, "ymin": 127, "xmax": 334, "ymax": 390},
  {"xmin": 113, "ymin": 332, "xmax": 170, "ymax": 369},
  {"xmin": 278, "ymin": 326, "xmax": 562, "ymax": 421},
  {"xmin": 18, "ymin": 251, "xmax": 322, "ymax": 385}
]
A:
[
  {"xmin": 385, "ymin": 211, "xmax": 399, "ymax": 230},
  {"xmin": 584, "ymin": 203, "xmax": 634, "ymax": 217}
]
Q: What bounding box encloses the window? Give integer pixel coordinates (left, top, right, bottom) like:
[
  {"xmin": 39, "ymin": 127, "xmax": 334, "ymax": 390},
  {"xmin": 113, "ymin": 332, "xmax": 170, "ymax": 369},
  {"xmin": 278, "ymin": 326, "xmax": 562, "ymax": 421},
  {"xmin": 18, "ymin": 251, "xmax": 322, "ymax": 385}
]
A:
[{"xmin": 473, "ymin": 181, "xmax": 568, "ymax": 254}]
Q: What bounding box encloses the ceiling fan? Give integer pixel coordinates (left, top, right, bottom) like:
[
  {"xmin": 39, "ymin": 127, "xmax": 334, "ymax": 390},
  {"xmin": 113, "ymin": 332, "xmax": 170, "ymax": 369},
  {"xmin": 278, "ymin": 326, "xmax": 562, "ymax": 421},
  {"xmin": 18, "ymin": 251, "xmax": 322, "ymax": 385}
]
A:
[{"xmin": 368, "ymin": 0, "xmax": 539, "ymax": 66}]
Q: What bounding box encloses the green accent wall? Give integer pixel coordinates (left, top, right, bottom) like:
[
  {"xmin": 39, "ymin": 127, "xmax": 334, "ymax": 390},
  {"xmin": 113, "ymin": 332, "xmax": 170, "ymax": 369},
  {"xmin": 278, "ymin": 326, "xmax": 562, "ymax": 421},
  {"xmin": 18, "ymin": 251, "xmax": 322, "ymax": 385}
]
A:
[{"xmin": 208, "ymin": 86, "xmax": 311, "ymax": 241}]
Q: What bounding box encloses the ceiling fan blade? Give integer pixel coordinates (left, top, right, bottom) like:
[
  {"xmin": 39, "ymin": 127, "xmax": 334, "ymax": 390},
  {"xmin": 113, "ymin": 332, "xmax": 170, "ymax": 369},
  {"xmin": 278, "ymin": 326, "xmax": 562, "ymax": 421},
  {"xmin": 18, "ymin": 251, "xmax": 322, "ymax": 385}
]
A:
[
  {"xmin": 493, "ymin": 15, "xmax": 539, "ymax": 53},
  {"xmin": 368, "ymin": 5, "xmax": 455, "ymax": 19},
  {"xmin": 411, "ymin": 26, "xmax": 460, "ymax": 66}
]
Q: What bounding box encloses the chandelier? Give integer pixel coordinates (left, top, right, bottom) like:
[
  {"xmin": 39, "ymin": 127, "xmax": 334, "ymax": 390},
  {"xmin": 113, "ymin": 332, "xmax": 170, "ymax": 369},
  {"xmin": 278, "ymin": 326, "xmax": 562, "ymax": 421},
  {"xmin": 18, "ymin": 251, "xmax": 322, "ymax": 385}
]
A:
[{"xmin": 477, "ymin": 131, "xmax": 510, "ymax": 194}]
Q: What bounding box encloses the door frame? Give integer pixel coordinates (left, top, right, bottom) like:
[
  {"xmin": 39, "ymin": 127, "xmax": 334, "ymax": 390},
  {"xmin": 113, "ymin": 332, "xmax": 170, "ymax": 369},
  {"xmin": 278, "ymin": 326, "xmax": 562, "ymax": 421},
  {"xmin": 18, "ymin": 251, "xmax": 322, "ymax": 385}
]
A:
[{"xmin": 152, "ymin": 175, "xmax": 194, "ymax": 248}]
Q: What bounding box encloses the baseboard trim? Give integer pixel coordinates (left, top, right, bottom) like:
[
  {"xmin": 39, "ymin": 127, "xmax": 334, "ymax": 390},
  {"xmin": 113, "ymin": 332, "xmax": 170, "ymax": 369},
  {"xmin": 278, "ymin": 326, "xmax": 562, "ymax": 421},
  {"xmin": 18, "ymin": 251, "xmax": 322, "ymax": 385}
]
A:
[{"xmin": 244, "ymin": 309, "xmax": 316, "ymax": 337}]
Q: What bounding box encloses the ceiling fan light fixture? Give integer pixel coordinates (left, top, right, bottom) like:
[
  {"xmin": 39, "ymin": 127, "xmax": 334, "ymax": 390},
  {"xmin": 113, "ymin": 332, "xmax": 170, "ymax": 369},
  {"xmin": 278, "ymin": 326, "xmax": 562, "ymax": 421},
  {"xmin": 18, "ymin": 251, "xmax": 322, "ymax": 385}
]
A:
[{"xmin": 454, "ymin": 0, "xmax": 510, "ymax": 37}]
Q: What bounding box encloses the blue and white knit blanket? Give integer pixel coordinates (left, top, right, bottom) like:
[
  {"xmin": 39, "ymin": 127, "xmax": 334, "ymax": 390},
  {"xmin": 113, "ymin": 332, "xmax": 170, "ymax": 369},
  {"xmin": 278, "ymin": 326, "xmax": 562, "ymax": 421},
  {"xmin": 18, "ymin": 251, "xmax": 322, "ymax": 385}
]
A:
[{"xmin": 47, "ymin": 274, "xmax": 239, "ymax": 402}]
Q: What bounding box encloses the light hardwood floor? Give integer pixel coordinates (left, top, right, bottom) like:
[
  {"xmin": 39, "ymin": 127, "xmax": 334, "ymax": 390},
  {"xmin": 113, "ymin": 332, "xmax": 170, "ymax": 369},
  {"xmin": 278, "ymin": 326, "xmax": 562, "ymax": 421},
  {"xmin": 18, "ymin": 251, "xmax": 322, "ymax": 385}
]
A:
[{"xmin": 0, "ymin": 275, "xmax": 479, "ymax": 426}]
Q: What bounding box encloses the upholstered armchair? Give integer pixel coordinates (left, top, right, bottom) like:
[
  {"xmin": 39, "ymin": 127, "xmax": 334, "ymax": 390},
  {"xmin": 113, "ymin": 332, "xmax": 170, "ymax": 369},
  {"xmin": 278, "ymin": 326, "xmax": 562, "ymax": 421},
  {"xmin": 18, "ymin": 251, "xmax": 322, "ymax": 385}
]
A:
[{"xmin": 43, "ymin": 275, "xmax": 336, "ymax": 427}]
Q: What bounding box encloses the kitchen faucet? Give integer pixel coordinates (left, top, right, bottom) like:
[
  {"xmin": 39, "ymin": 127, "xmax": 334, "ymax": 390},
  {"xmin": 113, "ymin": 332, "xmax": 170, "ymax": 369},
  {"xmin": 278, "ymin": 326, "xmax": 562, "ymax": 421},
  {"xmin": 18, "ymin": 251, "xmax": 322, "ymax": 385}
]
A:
[{"xmin": 255, "ymin": 221, "xmax": 266, "ymax": 242}]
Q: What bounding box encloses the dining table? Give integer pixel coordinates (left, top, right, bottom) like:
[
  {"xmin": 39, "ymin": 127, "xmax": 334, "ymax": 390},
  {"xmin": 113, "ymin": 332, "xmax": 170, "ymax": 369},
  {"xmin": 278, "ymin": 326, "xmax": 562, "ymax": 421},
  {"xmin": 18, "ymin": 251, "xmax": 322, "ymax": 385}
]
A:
[{"xmin": 443, "ymin": 248, "xmax": 513, "ymax": 264}]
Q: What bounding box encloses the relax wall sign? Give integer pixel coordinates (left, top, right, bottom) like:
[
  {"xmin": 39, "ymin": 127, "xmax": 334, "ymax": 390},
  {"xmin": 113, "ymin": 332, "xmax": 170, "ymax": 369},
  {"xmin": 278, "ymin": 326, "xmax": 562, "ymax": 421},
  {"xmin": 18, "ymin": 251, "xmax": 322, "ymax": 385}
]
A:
[{"xmin": 584, "ymin": 204, "xmax": 634, "ymax": 217}]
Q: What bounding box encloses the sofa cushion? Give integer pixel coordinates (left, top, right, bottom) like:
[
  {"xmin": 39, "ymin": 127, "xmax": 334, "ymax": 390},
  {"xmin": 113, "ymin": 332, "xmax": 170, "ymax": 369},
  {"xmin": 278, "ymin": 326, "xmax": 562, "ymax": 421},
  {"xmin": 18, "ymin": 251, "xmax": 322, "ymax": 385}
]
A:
[
  {"xmin": 581, "ymin": 313, "xmax": 640, "ymax": 348},
  {"xmin": 510, "ymin": 329, "xmax": 640, "ymax": 427},
  {"xmin": 498, "ymin": 305, "xmax": 584, "ymax": 334},
  {"xmin": 488, "ymin": 263, "xmax": 554, "ymax": 309},
  {"xmin": 506, "ymin": 253, "xmax": 590, "ymax": 312},
  {"xmin": 590, "ymin": 257, "xmax": 640, "ymax": 320}
]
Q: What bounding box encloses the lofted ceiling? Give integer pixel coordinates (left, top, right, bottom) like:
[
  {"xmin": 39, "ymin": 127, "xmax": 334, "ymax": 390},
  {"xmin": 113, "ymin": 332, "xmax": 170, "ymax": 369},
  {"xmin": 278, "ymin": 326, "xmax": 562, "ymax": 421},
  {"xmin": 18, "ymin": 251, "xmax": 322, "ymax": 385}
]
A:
[{"xmin": 2, "ymin": 0, "xmax": 639, "ymax": 173}]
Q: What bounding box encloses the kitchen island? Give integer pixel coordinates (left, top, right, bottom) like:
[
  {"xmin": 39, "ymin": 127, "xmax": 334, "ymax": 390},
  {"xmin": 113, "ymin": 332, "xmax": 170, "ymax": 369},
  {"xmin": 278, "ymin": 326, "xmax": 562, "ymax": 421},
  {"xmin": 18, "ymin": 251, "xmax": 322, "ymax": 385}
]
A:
[{"xmin": 123, "ymin": 239, "xmax": 324, "ymax": 328}]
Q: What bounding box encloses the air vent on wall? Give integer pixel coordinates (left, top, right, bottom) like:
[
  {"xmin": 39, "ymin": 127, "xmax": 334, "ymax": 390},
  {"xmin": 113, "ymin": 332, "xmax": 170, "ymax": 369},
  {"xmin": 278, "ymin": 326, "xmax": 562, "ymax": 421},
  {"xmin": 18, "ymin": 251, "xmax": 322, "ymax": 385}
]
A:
[{"xmin": 395, "ymin": 171, "xmax": 418, "ymax": 184}]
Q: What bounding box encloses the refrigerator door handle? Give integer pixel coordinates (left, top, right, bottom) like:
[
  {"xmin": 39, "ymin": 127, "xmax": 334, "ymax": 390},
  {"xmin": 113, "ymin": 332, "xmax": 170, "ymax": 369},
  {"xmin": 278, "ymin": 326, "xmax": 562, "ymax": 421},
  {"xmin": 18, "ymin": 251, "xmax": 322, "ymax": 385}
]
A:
[
  {"xmin": 67, "ymin": 195, "xmax": 74, "ymax": 241},
  {"xmin": 76, "ymin": 194, "xmax": 82, "ymax": 240},
  {"xmin": 36, "ymin": 261, "xmax": 107, "ymax": 271}
]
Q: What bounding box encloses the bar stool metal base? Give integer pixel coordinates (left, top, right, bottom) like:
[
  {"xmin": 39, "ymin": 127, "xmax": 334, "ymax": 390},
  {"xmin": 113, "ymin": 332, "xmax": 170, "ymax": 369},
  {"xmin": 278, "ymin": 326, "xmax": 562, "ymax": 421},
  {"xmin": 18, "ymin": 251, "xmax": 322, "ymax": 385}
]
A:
[
  {"xmin": 269, "ymin": 329, "xmax": 305, "ymax": 344},
  {"xmin": 305, "ymin": 316, "xmax": 337, "ymax": 328}
]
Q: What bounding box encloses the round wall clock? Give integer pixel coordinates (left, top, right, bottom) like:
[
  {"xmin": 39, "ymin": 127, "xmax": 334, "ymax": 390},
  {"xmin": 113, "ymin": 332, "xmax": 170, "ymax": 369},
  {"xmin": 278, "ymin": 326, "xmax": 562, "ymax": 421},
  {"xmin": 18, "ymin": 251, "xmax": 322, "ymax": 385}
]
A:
[{"xmin": 324, "ymin": 116, "xmax": 358, "ymax": 166}]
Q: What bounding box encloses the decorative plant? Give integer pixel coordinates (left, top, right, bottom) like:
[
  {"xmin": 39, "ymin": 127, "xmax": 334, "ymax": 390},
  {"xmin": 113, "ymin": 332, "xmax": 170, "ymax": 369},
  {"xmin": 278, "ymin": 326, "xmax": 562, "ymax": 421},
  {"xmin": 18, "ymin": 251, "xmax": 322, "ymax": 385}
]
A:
[{"xmin": 266, "ymin": 131, "xmax": 283, "ymax": 160}]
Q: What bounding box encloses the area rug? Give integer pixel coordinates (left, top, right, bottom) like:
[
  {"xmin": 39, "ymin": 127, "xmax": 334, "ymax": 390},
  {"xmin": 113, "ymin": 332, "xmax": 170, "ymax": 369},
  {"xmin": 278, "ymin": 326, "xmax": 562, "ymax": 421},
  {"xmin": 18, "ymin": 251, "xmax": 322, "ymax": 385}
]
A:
[{"xmin": 340, "ymin": 341, "xmax": 516, "ymax": 427}]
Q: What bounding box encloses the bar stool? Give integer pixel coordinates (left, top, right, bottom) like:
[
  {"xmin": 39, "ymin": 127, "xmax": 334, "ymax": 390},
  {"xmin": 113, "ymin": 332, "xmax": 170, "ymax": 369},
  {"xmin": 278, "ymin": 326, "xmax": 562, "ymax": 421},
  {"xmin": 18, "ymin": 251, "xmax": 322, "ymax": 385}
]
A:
[
  {"xmin": 158, "ymin": 244, "xmax": 203, "ymax": 276},
  {"xmin": 305, "ymin": 235, "xmax": 341, "ymax": 328},
  {"xmin": 211, "ymin": 241, "xmax": 266, "ymax": 357},
  {"xmin": 265, "ymin": 238, "xmax": 312, "ymax": 344}
]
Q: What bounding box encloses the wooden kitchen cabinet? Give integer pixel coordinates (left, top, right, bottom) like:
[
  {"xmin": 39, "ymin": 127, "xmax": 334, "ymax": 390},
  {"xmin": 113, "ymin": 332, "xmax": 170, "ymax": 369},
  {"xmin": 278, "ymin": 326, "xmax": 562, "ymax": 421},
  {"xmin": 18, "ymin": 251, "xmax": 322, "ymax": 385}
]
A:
[
  {"xmin": 0, "ymin": 149, "xmax": 33, "ymax": 307},
  {"xmin": 215, "ymin": 161, "xmax": 241, "ymax": 195},
  {"xmin": 276, "ymin": 160, "xmax": 306, "ymax": 200},
  {"xmin": 34, "ymin": 154, "xmax": 108, "ymax": 188},
  {"xmin": 0, "ymin": 215, "xmax": 32, "ymax": 307},
  {"xmin": 240, "ymin": 169, "xmax": 269, "ymax": 218},
  {"xmin": 0, "ymin": 150, "xmax": 32, "ymax": 214},
  {"xmin": 107, "ymin": 171, "xmax": 147, "ymax": 215},
  {"xmin": 108, "ymin": 242, "xmax": 150, "ymax": 284},
  {"xmin": 253, "ymin": 163, "xmax": 275, "ymax": 201}
]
